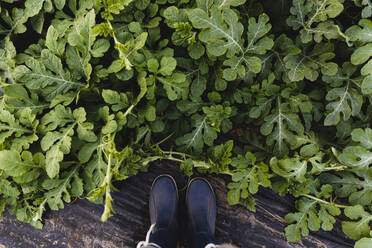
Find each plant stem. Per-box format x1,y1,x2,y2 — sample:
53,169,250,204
107,19,132,69
123,104,135,117
164,156,184,163
302,194,349,208
221,170,234,176
163,151,191,158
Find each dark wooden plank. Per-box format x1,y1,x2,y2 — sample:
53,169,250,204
0,162,354,248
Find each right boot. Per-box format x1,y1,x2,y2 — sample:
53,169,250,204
186,178,217,248
137,174,179,248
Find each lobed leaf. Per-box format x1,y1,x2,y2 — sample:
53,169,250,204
342,205,372,240
228,152,271,205
321,170,372,206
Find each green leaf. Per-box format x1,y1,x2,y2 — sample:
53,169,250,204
187,7,244,57
0,150,43,183
292,133,320,158
214,0,246,9
102,89,129,112
188,43,205,59
40,105,94,178
3,85,47,114
42,165,82,210
85,144,142,222
176,114,217,154
54,0,66,10
346,19,372,43
207,140,234,173
321,170,372,206
362,74,372,95
107,31,148,70
324,83,363,126
351,128,372,149
0,36,17,78
287,0,344,43
46,25,65,56
0,150,37,176
157,73,189,101
338,146,372,170
342,205,372,240
96,0,135,20
355,238,372,248
0,7,28,34
0,107,37,151
20,49,86,101
227,188,240,205
261,98,304,156
84,152,107,187
270,34,301,83
284,42,338,82
228,152,271,205
158,56,177,76
245,14,274,55
346,19,372,95
145,105,156,121
202,105,231,131
360,0,372,18
0,179,20,205
249,97,273,119
98,107,118,134
0,150,21,174
222,14,274,80
351,43,372,65
67,10,109,81
189,70,207,98
270,156,307,183
147,58,159,73
285,184,341,242
300,20,350,44
25,0,45,18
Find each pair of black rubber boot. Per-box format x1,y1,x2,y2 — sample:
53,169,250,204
137,175,217,248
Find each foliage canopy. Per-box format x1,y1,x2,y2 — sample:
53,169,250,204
0,0,372,246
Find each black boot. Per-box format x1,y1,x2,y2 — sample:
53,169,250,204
138,175,179,248
186,178,217,248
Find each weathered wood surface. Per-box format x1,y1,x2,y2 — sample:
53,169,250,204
0,162,354,248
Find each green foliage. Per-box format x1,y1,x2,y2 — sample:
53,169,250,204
0,0,371,246
321,170,372,206
284,42,338,82
287,0,346,43
227,152,271,210
355,237,372,248
284,182,342,242
346,19,372,95
342,205,372,240
354,0,372,18
323,63,364,126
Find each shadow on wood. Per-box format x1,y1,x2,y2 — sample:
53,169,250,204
0,162,354,248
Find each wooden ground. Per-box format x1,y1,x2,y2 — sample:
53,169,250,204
0,162,354,248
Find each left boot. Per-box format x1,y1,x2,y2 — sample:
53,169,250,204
137,174,179,248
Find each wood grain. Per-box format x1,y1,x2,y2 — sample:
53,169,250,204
0,162,354,248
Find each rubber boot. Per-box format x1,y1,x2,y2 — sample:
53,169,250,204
137,175,179,248
186,178,217,248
